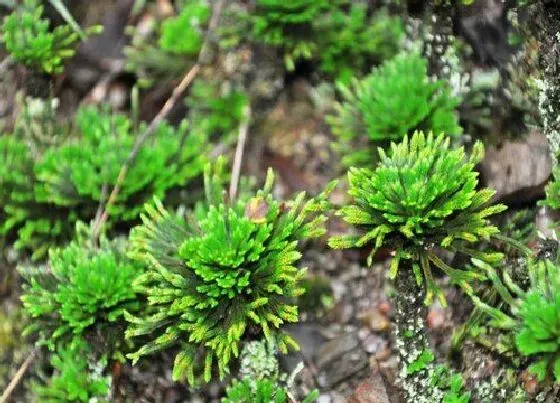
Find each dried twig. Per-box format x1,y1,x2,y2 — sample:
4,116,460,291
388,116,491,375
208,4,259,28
0,347,38,403
91,0,226,240
229,105,251,200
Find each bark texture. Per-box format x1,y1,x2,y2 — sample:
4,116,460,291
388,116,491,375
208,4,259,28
530,1,560,161
394,267,441,402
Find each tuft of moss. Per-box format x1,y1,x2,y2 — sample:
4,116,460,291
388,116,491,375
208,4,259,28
1,0,99,73
250,0,340,70
21,222,143,353
1,105,209,259
125,164,336,384
329,131,506,305
159,1,210,55
316,6,404,82
32,338,110,403
327,53,462,167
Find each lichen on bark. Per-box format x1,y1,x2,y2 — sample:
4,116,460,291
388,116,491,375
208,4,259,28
530,1,560,162
394,262,443,402
423,0,455,80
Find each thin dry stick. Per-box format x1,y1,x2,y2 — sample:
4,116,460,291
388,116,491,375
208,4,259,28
91,0,226,240
229,106,251,200
0,348,38,403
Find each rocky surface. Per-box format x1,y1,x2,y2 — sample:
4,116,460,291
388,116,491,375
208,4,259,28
479,130,552,204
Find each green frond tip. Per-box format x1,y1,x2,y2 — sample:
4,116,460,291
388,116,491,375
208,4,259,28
406,349,435,375
125,164,333,384
327,52,462,167
541,164,560,212
330,131,506,304
315,5,404,82
158,0,210,56
222,378,319,403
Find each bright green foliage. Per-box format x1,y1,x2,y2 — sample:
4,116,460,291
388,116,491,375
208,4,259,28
0,135,33,229
34,106,207,219
329,131,506,305
222,378,319,403
21,222,143,350
432,365,471,403
223,337,319,402
186,79,249,141
316,6,404,82
222,379,288,403
159,1,210,55
124,0,208,87
515,259,560,382
1,0,79,73
0,134,69,259
251,0,339,70
33,339,110,403
125,166,335,384
327,53,462,167
472,256,560,383
406,349,435,375
541,162,560,213
1,106,208,258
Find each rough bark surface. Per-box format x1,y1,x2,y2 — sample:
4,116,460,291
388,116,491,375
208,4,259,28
530,1,560,161
394,268,439,403
423,1,455,79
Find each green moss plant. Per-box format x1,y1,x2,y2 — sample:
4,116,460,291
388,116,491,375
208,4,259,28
20,222,143,354
250,0,340,70
1,105,209,259
329,131,506,400
315,6,404,83
541,155,560,214
327,53,462,167
159,1,210,55
222,378,318,403
1,0,100,74
222,337,319,402
125,163,336,384
186,78,249,143
32,338,110,403
472,256,560,384
124,0,209,87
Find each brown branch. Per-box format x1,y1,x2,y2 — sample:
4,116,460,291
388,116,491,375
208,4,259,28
229,105,251,201
0,347,38,403
91,0,226,240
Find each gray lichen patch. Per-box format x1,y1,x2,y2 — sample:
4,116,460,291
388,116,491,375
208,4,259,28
394,271,444,402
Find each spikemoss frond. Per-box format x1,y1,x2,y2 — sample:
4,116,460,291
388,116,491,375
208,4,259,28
20,222,143,352
329,131,506,305
327,53,462,167
125,165,335,384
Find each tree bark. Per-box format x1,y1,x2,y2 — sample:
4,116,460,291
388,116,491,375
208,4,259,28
424,1,455,80
530,1,560,161
394,264,439,402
